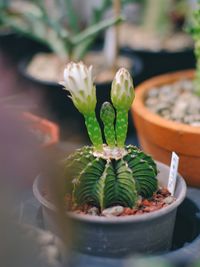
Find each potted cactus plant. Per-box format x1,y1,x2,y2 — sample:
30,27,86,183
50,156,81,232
132,3,200,187
33,62,186,257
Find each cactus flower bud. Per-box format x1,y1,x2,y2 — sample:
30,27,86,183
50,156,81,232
61,62,103,150
61,62,96,115
111,68,134,147
111,68,134,110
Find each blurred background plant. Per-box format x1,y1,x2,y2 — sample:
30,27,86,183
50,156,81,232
189,0,200,96
0,0,123,60
142,0,189,36
119,0,194,52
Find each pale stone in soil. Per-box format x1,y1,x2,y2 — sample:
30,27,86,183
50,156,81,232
102,206,124,217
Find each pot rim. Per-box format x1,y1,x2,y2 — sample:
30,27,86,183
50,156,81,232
131,69,200,135
33,161,186,224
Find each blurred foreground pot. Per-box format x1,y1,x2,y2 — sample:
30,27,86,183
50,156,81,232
33,161,186,257
132,70,200,187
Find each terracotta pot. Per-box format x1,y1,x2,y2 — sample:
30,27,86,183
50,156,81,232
33,161,186,257
23,112,59,148
131,69,200,187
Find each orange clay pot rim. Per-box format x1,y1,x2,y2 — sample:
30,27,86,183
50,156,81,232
33,161,186,224
132,69,200,135
23,112,59,147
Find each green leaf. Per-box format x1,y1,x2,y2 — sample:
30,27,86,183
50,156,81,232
63,0,79,33
71,15,123,45
72,36,95,60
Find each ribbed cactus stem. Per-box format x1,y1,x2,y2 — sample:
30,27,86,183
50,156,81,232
64,145,158,209
84,112,103,150
100,102,116,147
115,109,128,147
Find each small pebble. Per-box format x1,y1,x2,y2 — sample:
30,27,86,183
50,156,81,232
171,101,188,120
154,103,169,113
164,196,174,205
184,114,200,124
136,195,142,206
181,79,193,91
158,94,174,104
160,110,171,117
160,85,171,95
102,206,124,217
142,199,151,206
87,207,99,216
145,97,158,107
147,88,159,98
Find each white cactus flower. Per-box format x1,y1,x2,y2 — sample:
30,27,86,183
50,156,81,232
111,68,134,110
60,62,96,114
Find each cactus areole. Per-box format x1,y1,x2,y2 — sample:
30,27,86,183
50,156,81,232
61,62,158,211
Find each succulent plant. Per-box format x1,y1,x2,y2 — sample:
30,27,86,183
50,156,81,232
61,62,158,210
142,0,189,35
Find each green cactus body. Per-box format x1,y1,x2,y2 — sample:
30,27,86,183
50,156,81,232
100,102,116,147
64,145,158,210
84,112,103,150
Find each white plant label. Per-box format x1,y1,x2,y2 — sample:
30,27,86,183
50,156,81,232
168,152,179,196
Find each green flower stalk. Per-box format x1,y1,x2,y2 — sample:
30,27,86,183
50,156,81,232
111,68,135,147
100,102,116,147
61,62,103,150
